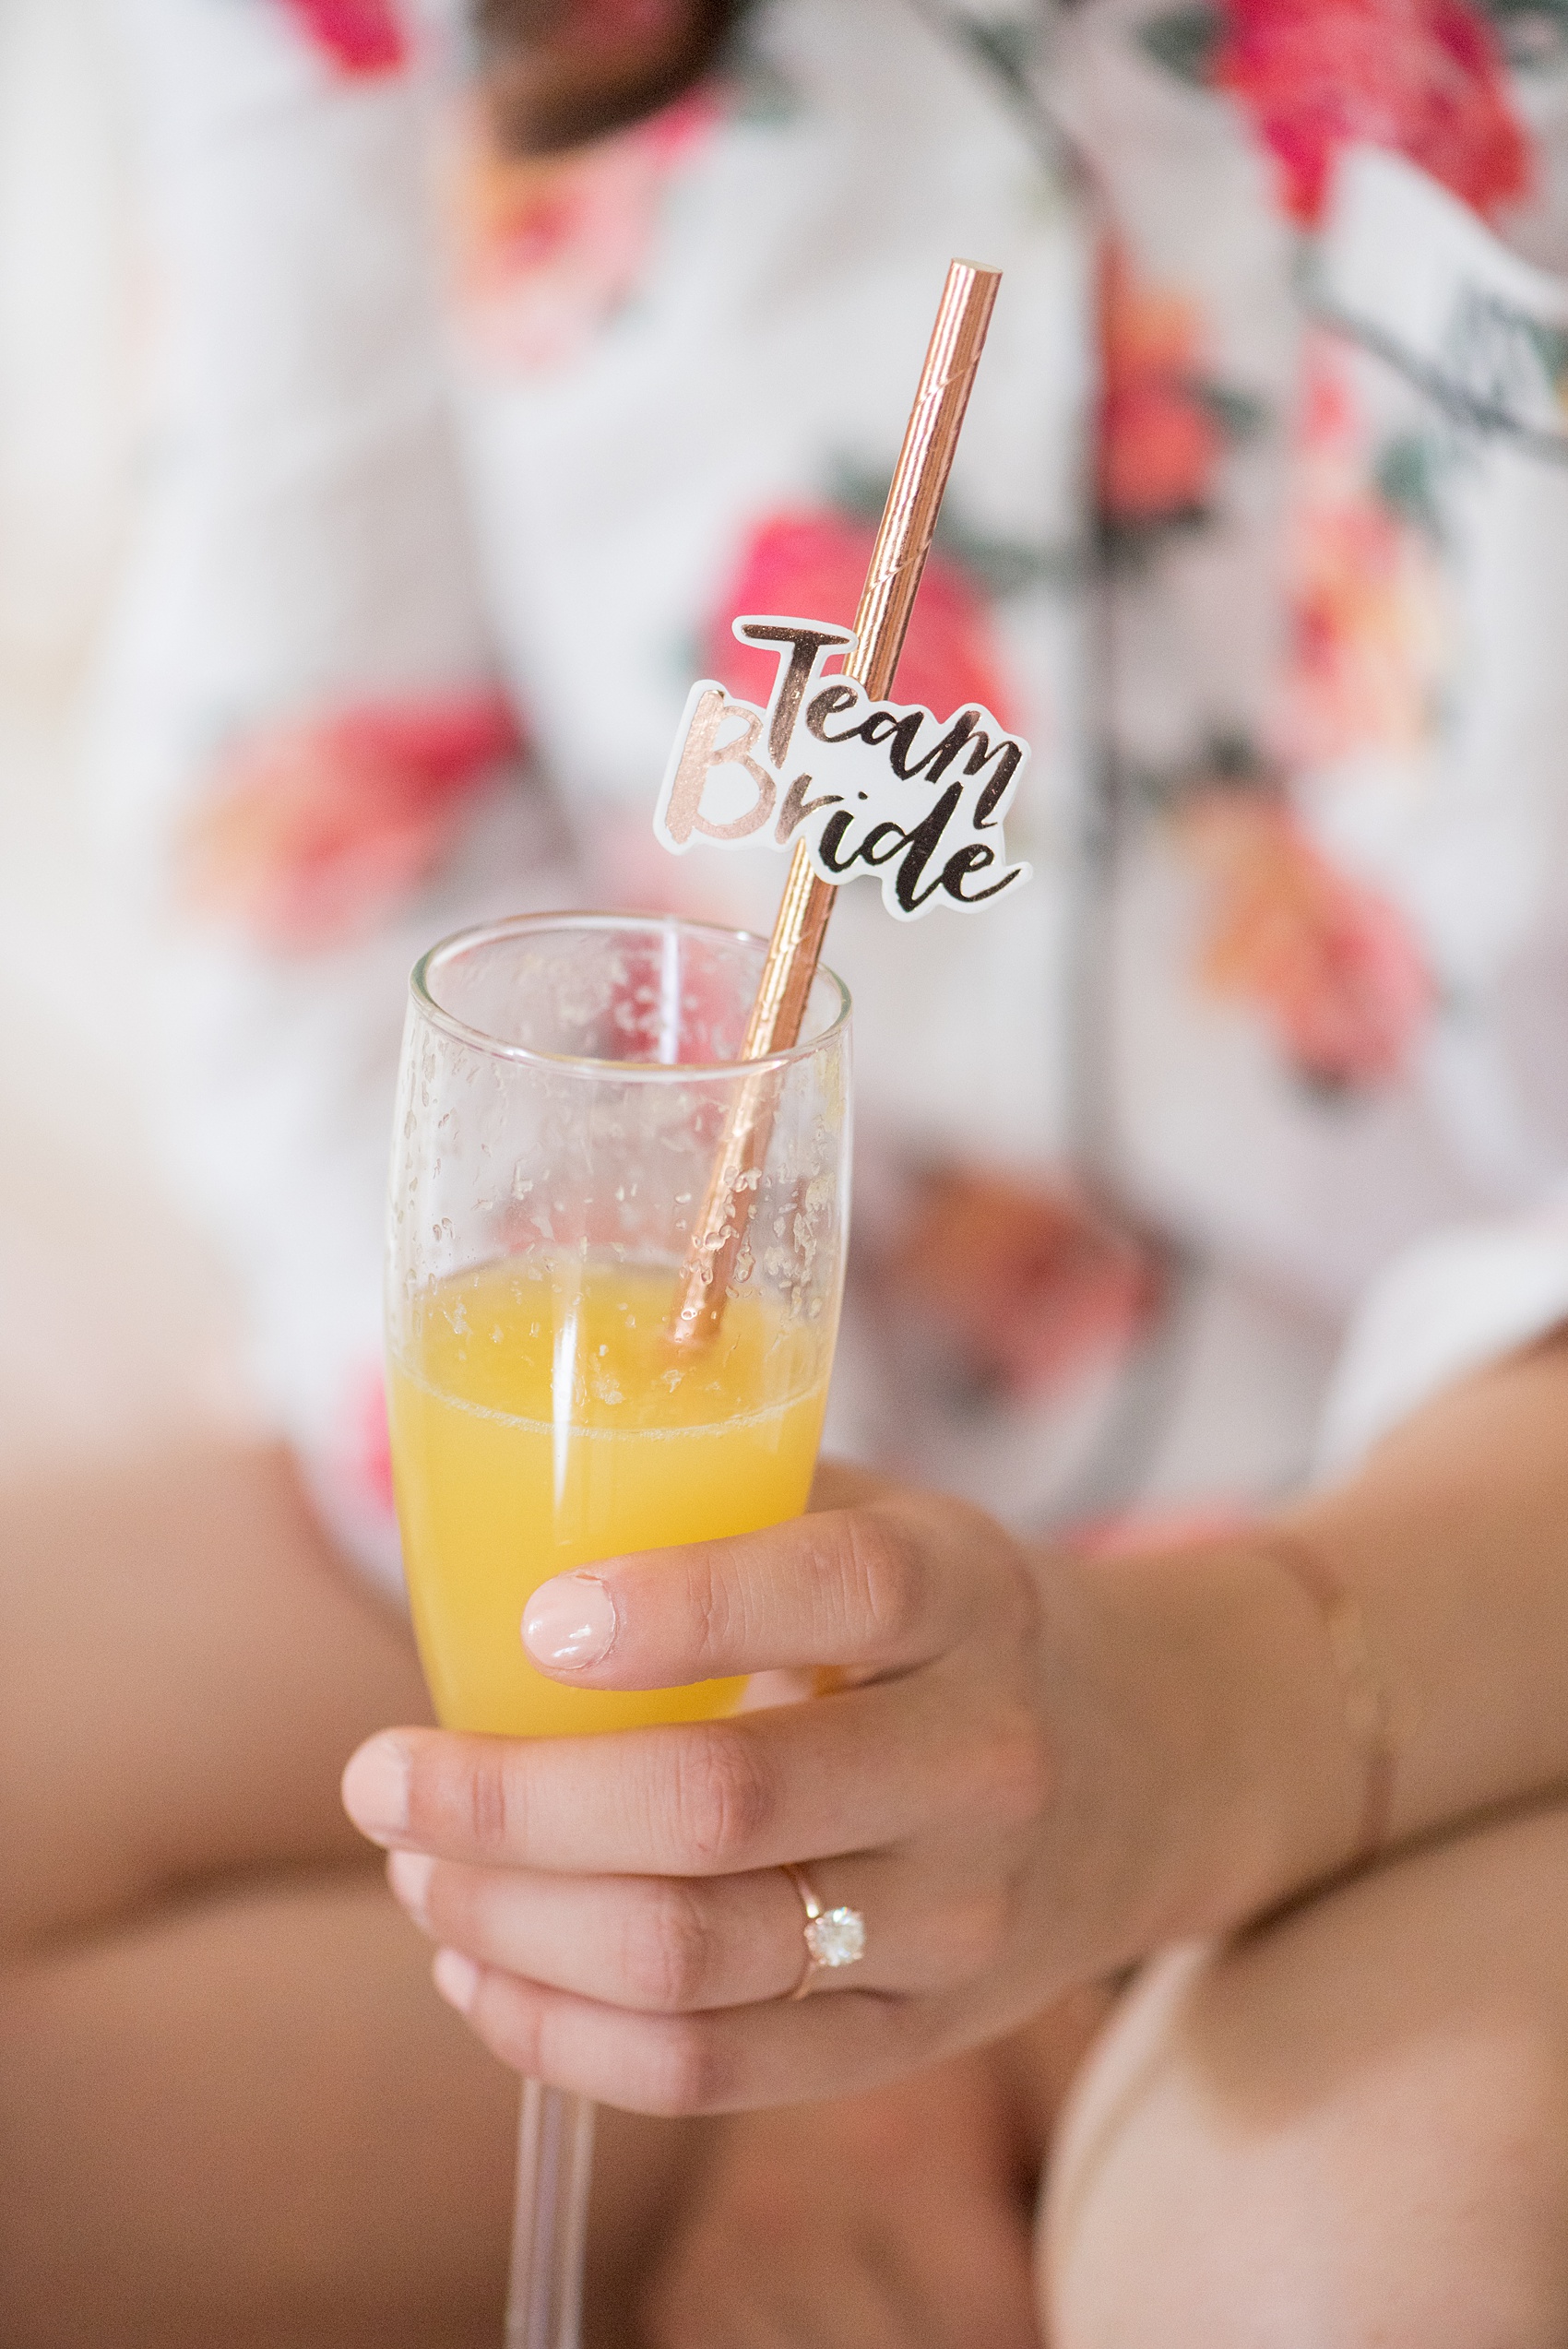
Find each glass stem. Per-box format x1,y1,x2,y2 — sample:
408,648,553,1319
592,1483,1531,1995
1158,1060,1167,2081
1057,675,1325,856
505,2082,597,2349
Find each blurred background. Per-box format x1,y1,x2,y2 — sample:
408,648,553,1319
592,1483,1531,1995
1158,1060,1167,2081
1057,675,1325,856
0,0,239,1475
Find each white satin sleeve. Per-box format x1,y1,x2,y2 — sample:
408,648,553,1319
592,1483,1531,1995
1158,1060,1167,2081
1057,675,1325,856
97,0,493,844
89,0,567,1595
1314,1202,1568,1478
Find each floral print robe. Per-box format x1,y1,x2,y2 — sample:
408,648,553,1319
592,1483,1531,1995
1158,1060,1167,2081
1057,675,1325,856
103,0,1568,1583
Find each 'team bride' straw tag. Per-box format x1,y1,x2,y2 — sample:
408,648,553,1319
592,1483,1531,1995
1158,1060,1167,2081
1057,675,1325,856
655,614,1031,919
666,258,1005,1346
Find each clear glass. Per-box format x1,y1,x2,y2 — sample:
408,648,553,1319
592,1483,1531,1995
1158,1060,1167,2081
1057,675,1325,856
385,913,851,2346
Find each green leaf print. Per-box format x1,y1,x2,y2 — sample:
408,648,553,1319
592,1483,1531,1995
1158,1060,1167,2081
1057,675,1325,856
1373,434,1448,543
1478,0,1568,69
1138,5,1224,86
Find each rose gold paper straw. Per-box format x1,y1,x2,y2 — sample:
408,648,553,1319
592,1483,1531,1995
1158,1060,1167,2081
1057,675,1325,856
669,257,1002,1346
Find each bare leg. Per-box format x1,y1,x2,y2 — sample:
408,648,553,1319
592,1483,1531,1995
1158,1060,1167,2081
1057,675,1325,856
1044,1800,1568,2347
638,1987,1113,2349
0,1869,515,2349
0,1444,699,2347
0,1442,431,1952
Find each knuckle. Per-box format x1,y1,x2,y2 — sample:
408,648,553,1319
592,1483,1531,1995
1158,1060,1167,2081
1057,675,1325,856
839,1507,928,1653
463,1746,515,1856
621,1880,714,2011
669,1726,776,1869
425,1865,502,1959
939,1496,1038,1631
973,1710,1053,1828
471,1974,542,2078
638,2018,730,2117
690,1551,742,1671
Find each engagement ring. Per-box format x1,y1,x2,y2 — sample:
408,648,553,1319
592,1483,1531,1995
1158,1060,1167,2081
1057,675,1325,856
781,1862,866,1999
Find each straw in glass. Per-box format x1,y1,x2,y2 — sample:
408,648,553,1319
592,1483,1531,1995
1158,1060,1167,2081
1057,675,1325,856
505,2080,596,2349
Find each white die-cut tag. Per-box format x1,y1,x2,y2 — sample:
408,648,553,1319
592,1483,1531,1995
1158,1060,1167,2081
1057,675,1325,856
655,615,1032,921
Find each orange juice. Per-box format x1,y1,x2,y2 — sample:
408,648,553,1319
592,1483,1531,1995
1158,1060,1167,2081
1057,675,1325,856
388,1258,829,1735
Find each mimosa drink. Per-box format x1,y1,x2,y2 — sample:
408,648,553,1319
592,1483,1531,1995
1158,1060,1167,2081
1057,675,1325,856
390,1257,831,1736
386,913,849,2349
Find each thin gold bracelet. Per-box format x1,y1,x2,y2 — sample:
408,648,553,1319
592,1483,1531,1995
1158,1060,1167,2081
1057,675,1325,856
1241,1528,1403,1870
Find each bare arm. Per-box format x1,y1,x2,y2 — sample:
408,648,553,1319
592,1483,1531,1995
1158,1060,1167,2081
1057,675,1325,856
342,1333,1568,2113
1276,1329,1568,1872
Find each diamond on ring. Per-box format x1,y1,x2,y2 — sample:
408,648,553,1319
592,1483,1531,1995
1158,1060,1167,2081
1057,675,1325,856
781,1862,867,1998
804,1905,866,1969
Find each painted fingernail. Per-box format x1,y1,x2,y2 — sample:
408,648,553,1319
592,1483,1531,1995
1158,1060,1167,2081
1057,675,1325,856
433,1947,480,2015
522,1572,617,1671
341,1737,411,1841
387,1849,434,1925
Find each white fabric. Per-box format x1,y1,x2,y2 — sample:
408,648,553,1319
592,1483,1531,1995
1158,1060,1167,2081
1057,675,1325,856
94,0,1568,1574
1319,1204,1568,1476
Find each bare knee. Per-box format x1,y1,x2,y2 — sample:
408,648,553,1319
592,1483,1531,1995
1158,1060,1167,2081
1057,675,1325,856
0,1442,425,1957
1042,1803,1568,2349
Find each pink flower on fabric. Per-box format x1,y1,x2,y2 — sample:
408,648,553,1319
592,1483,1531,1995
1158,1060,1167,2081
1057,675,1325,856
873,1168,1162,1406
1216,0,1529,225
181,691,522,950
1184,791,1432,1087
703,510,1016,728
1279,345,1452,765
1069,1502,1253,1558
1098,241,1225,527
341,1363,397,1521
448,90,719,370
277,0,408,76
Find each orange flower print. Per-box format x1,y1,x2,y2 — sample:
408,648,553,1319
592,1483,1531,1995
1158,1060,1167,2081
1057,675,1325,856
872,1167,1161,1406
1279,344,1453,765
339,1362,396,1523
1068,1501,1253,1559
277,0,408,76
447,89,719,371
1184,791,1431,1087
1216,0,1529,226
181,691,521,951
703,510,1015,726
1098,242,1226,529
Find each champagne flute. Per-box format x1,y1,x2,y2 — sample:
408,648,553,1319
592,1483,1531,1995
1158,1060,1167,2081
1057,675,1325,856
386,909,851,2348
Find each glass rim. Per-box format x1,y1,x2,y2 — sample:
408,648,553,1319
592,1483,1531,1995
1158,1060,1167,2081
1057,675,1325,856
409,908,852,1078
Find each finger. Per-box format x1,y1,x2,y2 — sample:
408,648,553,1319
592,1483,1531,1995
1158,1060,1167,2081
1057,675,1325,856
344,1670,1045,1876
390,1852,811,2007
518,1491,1024,1689
386,1842,1012,2009
424,1948,941,2116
